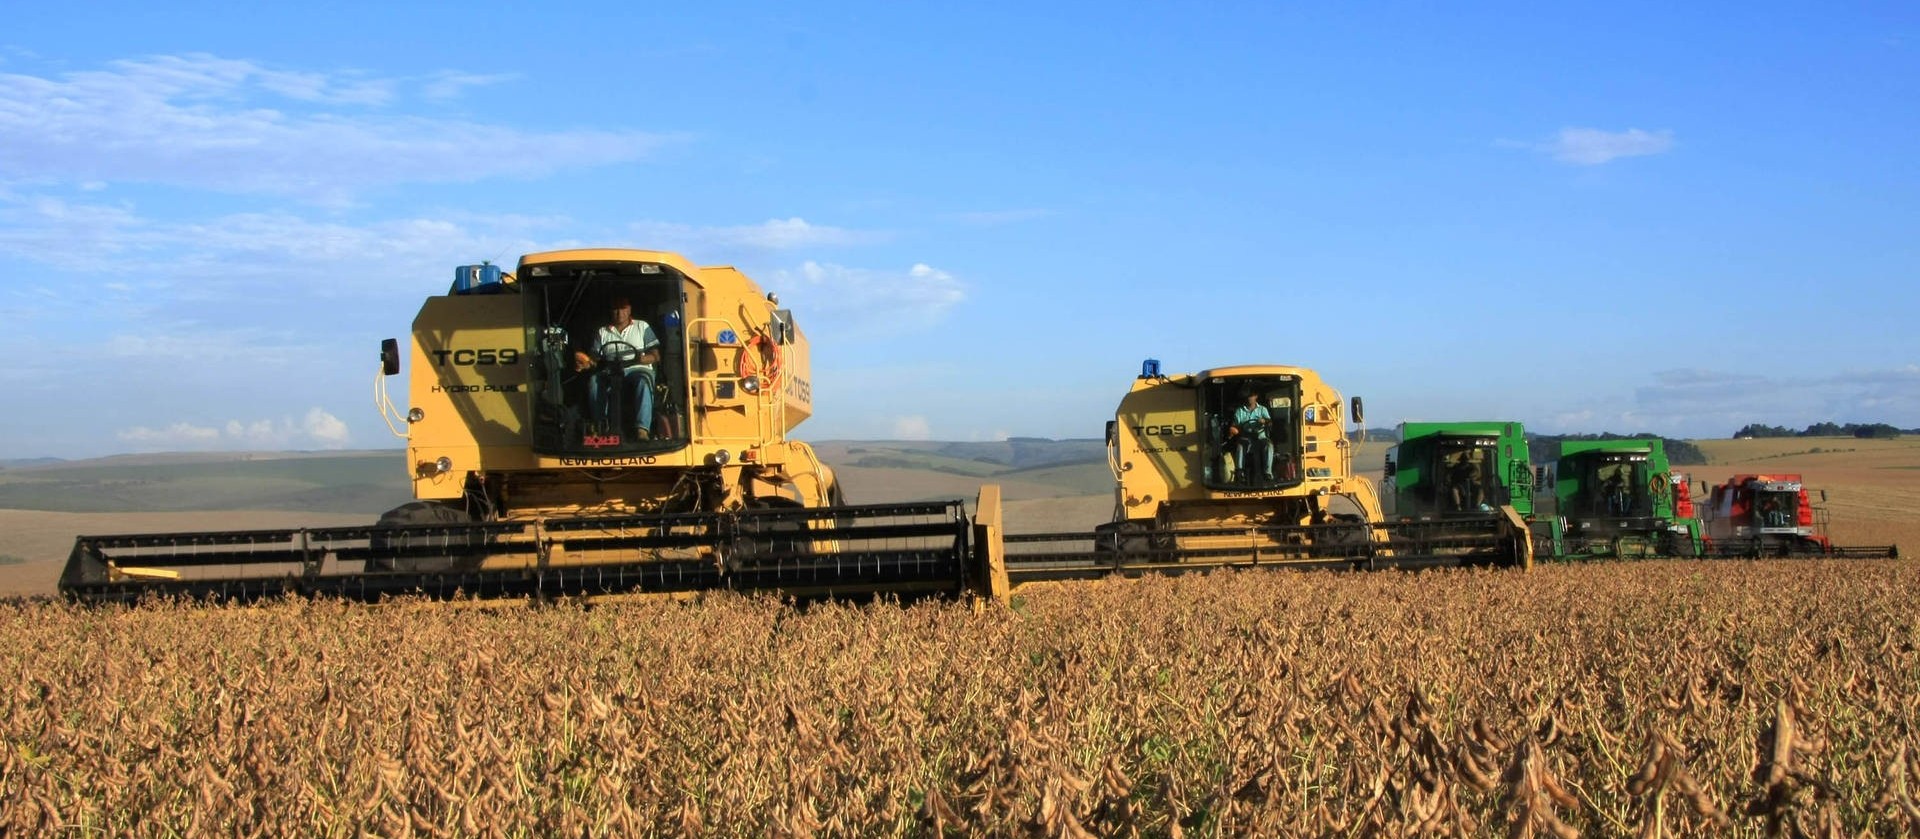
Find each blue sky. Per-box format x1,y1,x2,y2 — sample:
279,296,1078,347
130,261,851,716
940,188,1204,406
2,2,1915,458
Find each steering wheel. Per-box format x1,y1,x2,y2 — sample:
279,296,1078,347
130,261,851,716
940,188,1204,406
593,340,641,373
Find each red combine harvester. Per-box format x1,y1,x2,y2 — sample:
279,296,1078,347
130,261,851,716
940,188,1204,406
1700,474,1898,558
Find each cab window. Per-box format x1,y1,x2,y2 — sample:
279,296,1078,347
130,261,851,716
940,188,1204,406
1200,376,1302,490
524,262,687,455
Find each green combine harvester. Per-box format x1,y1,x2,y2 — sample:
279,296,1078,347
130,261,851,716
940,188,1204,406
1383,421,1562,557
1385,424,1717,560
1548,438,1704,559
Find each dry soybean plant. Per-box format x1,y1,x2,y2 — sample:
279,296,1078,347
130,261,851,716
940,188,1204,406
2,560,1916,837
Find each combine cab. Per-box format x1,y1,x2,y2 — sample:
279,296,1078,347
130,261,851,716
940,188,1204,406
62,249,985,604
1700,474,1898,558
987,361,1532,593
1384,421,1563,557
1548,439,1703,558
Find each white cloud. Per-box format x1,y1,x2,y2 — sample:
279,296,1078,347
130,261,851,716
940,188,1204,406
892,415,932,440
0,54,670,201
626,217,884,252
116,422,222,446
304,408,351,446
116,407,352,451
224,420,280,445
1539,127,1675,166
0,197,147,268
767,261,966,335
419,70,519,100
1533,366,1920,438
0,192,558,295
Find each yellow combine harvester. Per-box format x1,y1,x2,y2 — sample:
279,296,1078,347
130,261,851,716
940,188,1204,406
62,249,981,603
977,361,1533,595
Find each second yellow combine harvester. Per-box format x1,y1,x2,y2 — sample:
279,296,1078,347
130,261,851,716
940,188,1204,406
977,360,1533,596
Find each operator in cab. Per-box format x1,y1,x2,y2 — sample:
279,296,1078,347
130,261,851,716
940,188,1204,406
1446,454,1483,511
1601,469,1630,516
574,297,662,440
1229,391,1272,484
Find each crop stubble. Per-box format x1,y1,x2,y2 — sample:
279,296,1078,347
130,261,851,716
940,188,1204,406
2,560,1917,837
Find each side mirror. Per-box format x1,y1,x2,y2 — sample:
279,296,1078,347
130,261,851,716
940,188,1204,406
380,338,401,376
771,309,797,345
1820,489,1828,503
1105,420,1117,445
1350,396,1364,425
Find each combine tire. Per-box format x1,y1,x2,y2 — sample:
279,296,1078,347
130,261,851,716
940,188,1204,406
1319,515,1375,565
737,499,813,561
369,501,484,573
1095,520,1175,563
1531,532,1560,559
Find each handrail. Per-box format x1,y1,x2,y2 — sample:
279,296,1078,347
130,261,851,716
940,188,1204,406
684,316,783,447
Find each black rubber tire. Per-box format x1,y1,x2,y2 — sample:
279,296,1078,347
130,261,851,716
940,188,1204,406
1096,520,1173,563
736,499,812,561
369,501,481,572
1318,514,1374,563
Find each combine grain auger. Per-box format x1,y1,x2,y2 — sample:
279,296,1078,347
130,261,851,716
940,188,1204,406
61,249,987,605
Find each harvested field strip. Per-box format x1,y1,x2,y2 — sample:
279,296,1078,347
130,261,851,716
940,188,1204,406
2,560,1916,836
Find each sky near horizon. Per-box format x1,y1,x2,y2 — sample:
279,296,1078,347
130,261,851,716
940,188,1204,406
2,2,1916,459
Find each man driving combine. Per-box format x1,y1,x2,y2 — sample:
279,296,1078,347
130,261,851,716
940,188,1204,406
1229,391,1272,483
1446,454,1483,511
1601,469,1630,516
574,297,661,440
1760,496,1789,528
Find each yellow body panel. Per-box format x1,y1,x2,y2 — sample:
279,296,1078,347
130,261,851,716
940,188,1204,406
1107,364,1384,532
399,248,834,516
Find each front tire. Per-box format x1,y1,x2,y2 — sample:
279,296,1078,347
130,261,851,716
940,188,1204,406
369,501,482,573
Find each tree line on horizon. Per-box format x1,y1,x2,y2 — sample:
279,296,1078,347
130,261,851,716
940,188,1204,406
1732,422,1910,440
1525,433,1707,466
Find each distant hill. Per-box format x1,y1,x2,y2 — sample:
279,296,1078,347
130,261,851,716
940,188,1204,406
804,439,1113,503
0,442,1114,514
0,458,65,469
814,438,1105,474
0,452,410,514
